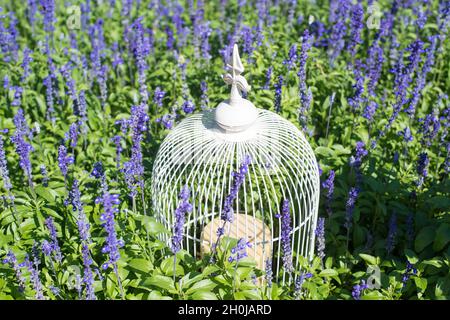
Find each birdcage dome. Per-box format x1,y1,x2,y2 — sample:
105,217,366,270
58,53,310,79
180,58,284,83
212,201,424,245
151,45,320,284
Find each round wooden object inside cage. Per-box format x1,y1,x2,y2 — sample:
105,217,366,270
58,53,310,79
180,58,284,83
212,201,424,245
200,213,272,270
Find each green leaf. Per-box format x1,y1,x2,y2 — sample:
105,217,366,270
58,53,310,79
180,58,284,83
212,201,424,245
142,275,177,294
128,258,153,273
241,289,262,300
359,254,378,266
414,277,427,292
160,256,184,276
319,269,339,277
433,224,450,252
404,249,419,265
415,226,436,252
185,279,216,295
191,290,218,300
142,217,169,235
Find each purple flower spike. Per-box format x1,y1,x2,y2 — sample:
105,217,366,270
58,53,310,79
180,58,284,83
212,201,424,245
171,185,193,254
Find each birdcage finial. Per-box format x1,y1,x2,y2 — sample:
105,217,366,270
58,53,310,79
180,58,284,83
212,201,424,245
223,44,251,106
215,44,258,132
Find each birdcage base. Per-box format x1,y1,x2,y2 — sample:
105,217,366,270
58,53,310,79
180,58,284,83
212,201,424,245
200,213,272,271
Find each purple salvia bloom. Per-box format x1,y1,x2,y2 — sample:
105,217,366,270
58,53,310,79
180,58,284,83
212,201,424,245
402,261,417,285
200,81,209,110
294,271,313,299
263,66,272,90
11,109,33,184
123,104,148,199
3,75,9,90
274,75,283,114
2,250,26,292
156,113,176,130
362,100,378,122
416,152,429,187
328,0,351,65
57,145,74,181
182,100,195,114
228,238,251,263
91,161,104,179
39,0,56,34
240,25,255,63
65,122,79,149
21,47,33,81
199,22,212,60
283,44,298,71
111,42,123,68
40,164,49,187
10,86,23,107
111,135,123,168
60,63,79,115
352,280,368,300
418,109,440,147
153,87,166,108
322,170,335,216
71,180,96,300
129,17,151,106
265,258,273,288
349,3,364,58
78,90,88,139
366,37,384,96
43,75,55,123
298,29,313,131
345,187,359,230
348,60,365,111
349,141,368,170
276,199,293,273
221,155,252,223
386,213,397,255
23,255,44,300
171,185,193,254
45,217,63,263
0,133,13,201
27,0,39,30
398,126,414,143
96,177,124,271
315,217,326,259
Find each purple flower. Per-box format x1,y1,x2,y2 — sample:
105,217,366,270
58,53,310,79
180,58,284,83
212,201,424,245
328,0,351,65
40,164,49,187
21,47,33,81
57,145,74,181
398,127,414,143
111,135,123,168
11,109,33,184
348,60,365,111
10,86,23,107
366,38,384,96
418,109,440,147
386,213,397,255
96,177,124,271
65,122,79,149
22,255,44,300
171,185,193,254
240,25,255,63
294,271,313,298
3,250,26,292
39,0,56,34
200,81,209,110
221,155,252,223
352,279,368,300
123,104,148,199
27,0,39,30
277,199,293,273
111,42,123,68
60,63,79,115
182,100,195,114
402,261,417,285
345,187,359,230
315,217,326,259
153,87,166,108
263,66,272,90
349,3,364,58
228,238,251,263
416,152,429,187
156,113,176,130
362,100,378,122
283,44,298,71
298,29,313,131
349,141,368,170
91,161,104,179
274,75,283,114
0,133,13,199
322,170,335,216
44,217,63,263
265,258,273,288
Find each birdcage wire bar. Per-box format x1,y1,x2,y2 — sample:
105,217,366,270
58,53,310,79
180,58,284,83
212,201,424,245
151,109,320,285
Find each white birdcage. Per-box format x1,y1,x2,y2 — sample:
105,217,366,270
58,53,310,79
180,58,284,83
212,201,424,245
151,45,320,284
